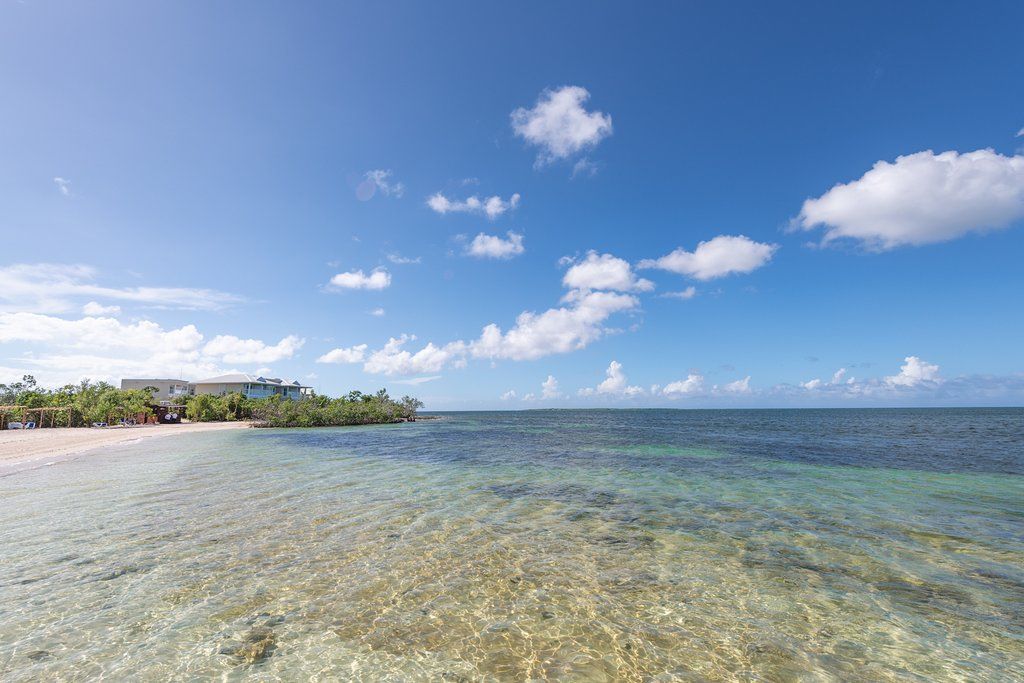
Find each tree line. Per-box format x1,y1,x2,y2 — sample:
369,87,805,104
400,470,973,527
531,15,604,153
0,376,424,428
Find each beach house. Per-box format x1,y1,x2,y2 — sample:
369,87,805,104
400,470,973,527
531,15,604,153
121,375,312,402
120,378,193,404
190,374,312,400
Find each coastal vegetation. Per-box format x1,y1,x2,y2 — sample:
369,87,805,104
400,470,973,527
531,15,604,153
0,376,153,428
190,389,424,427
0,375,423,429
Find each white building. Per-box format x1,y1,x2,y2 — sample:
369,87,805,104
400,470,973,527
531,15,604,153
190,374,313,400
121,375,312,402
120,378,192,404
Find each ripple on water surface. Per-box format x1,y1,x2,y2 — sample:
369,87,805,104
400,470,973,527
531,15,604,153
0,409,1022,681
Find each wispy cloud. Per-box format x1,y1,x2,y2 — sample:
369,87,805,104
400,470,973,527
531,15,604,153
392,375,443,385
386,253,421,265
356,169,405,200
0,263,243,314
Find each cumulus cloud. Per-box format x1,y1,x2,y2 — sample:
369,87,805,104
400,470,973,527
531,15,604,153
580,360,643,397
328,268,392,290
723,376,751,394
802,367,855,391
885,356,941,387
427,192,521,219
0,263,243,314
640,235,778,281
500,389,517,400
662,374,704,397
353,256,641,376
202,334,305,364
369,308,386,317
562,251,654,292
316,344,368,364
511,86,613,165
541,375,561,399
466,232,525,259
362,335,467,376
471,290,638,362
795,149,1024,249
0,312,301,385
357,169,405,200
82,301,120,316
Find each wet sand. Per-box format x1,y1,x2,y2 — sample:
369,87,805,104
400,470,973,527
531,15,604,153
0,422,249,469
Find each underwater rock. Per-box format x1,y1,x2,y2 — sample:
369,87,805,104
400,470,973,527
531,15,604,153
221,625,276,665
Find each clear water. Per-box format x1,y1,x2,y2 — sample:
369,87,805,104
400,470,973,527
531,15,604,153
1,409,1022,681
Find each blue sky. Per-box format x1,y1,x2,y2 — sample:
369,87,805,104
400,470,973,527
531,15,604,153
2,1,1023,408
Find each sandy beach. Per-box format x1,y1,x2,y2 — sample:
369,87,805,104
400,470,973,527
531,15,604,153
0,422,249,469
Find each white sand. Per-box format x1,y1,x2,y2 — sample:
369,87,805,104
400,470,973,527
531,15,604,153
0,422,249,469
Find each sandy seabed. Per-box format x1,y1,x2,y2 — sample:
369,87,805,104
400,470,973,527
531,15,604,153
0,422,249,469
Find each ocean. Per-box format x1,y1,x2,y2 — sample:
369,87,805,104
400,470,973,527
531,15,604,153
1,409,1022,680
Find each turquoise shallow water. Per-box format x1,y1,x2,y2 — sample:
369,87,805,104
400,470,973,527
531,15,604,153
0,409,1022,681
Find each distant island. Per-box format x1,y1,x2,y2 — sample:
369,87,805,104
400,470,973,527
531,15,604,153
0,375,423,430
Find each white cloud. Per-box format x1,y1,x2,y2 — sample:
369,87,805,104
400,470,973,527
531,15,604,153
53,177,71,196
471,290,638,362
0,312,300,385
466,232,525,259
362,334,467,376
0,263,243,314
662,374,704,397
427,192,521,219
723,376,751,394
562,251,654,292
580,360,644,397
82,301,120,316
541,374,561,399
386,253,421,265
571,158,598,178
369,308,386,317
661,287,697,300
392,375,442,386
885,356,941,387
1017,128,1024,138
796,149,1024,249
202,334,304,364
500,389,517,400
802,367,854,391
328,268,392,290
640,235,778,281
353,260,640,376
316,344,368,364
357,169,405,200
511,86,613,165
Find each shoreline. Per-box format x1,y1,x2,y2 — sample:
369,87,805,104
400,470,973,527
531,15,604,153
0,422,250,471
